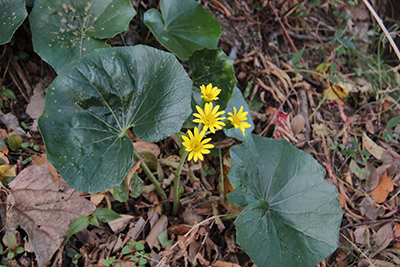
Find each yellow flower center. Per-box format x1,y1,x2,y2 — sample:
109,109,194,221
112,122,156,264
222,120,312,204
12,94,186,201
191,142,201,152
231,116,240,126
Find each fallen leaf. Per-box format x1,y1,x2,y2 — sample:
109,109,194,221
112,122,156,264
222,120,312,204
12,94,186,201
108,214,135,233
323,81,352,104
371,172,394,203
375,222,393,247
1,164,96,267
90,193,105,206
359,197,384,220
394,224,400,239
354,226,369,245
0,165,13,181
338,193,346,208
211,260,240,267
362,164,380,192
26,80,46,131
133,140,161,157
0,113,27,137
362,132,385,160
358,259,396,267
146,215,168,248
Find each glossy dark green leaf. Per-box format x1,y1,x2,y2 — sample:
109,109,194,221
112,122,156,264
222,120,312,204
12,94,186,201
190,48,236,110
0,0,27,45
143,0,221,60
227,135,342,267
38,46,192,193
184,48,237,128
66,215,89,242
29,0,136,73
92,208,121,222
223,86,254,141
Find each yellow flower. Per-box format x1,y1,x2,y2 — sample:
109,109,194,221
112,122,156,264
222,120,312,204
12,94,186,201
193,102,226,133
227,106,252,136
182,127,214,162
200,83,221,102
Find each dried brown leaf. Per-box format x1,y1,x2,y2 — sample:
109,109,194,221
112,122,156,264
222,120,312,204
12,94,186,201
211,260,240,267
362,132,386,160
375,222,394,247
108,214,135,233
363,164,380,192
26,80,46,131
146,215,168,248
371,172,394,203
359,197,384,220
2,164,96,267
133,140,160,157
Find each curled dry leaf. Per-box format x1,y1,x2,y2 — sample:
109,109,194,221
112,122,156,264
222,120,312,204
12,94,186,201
371,172,394,203
0,164,96,267
362,132,386,160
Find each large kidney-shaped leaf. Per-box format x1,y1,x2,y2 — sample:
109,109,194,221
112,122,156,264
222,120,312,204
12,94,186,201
227,135,342,267
143,0,221,60
29,0,136,73
38,45,192,194
0,0,27,45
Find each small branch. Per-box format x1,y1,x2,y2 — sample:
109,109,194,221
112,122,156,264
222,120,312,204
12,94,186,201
134,151,170,212
362,0,400,61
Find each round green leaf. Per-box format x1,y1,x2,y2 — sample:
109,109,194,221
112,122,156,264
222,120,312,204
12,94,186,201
143,0,221,60
223,86,254,141
29,0,136,73
0,0,27,45
38,46,192,193
184,48,236,128
227,135,342,267
190,48,236,110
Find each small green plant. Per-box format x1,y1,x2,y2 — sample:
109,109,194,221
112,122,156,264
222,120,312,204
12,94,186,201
202,164,215,177
102,256,117,267
0,86,16,110
121,239,148,267
21,142,40,152
1,231,25,266
66,208,122,242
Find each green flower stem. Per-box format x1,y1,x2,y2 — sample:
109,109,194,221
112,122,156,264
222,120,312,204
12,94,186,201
172,150,189,216
133,151,170,212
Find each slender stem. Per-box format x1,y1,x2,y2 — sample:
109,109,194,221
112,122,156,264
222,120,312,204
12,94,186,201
133,151,170,212
172,150,189,216
362,0,400,61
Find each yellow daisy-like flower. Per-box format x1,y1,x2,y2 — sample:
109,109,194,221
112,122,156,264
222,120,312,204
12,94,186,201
200,83,221,102
227,106,252,136
182,127,214,162
193,102,226,133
